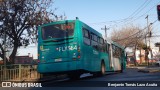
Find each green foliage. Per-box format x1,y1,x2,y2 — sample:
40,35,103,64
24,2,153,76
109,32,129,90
0,0,57,63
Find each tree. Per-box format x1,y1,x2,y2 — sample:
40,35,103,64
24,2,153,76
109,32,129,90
111,25,147,65
111,25,145,49
0,0,59,64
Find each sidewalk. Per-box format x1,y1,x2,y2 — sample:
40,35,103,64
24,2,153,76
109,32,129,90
138,67,160,73
128,65,160,73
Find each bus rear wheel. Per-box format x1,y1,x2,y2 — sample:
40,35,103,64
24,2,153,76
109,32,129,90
92,61,106,77
120,64,123,73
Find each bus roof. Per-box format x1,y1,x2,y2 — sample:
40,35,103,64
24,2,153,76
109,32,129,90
39,19,103,38
112,41,125,49
106,38,125,49
79,20,103,38
39,19,124,49
39,20,76,27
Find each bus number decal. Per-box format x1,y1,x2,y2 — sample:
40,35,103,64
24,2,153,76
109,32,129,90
57,45,77,52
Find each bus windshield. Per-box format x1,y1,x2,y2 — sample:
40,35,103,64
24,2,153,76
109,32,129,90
42,23,74,40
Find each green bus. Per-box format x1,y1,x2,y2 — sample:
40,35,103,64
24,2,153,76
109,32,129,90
37,19,126,79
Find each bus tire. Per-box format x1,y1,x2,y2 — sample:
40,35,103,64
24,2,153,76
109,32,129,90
92,61,106,77
120,64,123,73
101,61,106,75
120,69,123,73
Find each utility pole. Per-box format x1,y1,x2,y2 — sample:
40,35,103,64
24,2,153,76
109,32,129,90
149,23,153,60
101,25,109,40
145,15,150,67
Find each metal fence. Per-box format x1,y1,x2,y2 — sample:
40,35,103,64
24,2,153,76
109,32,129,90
0,64,41,81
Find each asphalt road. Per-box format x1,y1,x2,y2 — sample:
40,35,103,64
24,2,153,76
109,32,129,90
1,67,160,90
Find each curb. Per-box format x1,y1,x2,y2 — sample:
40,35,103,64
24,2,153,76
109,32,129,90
138,69,160,73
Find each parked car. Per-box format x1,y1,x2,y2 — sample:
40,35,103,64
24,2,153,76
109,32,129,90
155,59,160,66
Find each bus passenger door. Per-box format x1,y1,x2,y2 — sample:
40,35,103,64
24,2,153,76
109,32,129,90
108,44,113,70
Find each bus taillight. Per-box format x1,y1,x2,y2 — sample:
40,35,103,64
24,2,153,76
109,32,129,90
72,55,80,60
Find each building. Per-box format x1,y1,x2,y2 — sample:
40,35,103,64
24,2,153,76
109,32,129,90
17,45,37,60
126,52,134,64
127,49,146,64
14,56,33,64
0,60,3,65
135,49,146,64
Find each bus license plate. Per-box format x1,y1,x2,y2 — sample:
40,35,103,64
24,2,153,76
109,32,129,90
55,58,62,62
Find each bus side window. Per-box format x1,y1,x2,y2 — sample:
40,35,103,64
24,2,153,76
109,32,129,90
83,28,90,45
106,43,109,53
100,38,104,44
115,46,119,58
90,33,99,50
100,38,105,52
113,46,121,58
97,37,100,51
112,45,116,57
93,34,98,42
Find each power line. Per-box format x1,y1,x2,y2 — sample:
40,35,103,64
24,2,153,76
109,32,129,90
114,19,157,42
89,0,151,25
128,1,160,23
129,0,153,19
115,0,159,27
88,0,160,31
150,35,160,37
127,0,149,19
113,27,146,42
88,18,132,25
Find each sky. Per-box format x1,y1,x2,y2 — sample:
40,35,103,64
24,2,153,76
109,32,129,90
54,0,160,39
6,0,160,59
